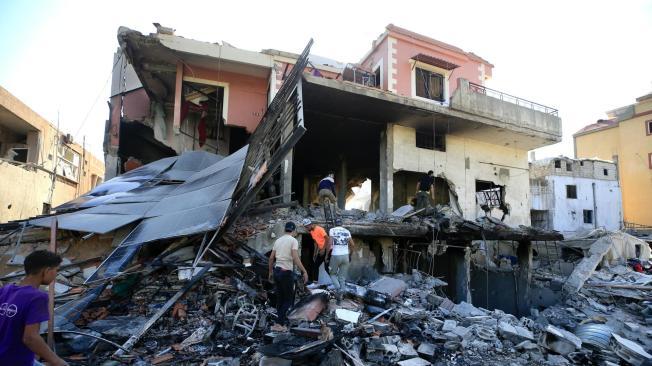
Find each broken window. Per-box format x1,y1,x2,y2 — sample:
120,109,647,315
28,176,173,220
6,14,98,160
415,130,445,151
57,144,80,181
566,185,577,199
475,180,509,220
415,67,444,102
583,209,593,224
554,160,561,169
566,162,572,171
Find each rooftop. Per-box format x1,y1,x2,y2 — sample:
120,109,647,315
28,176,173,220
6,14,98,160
573,118,618,136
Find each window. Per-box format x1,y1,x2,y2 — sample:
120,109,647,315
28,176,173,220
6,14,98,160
580,161,584,166
554,160,561,168
603,168,608,176
647,120,652,135
566,162,572,171
374,66,381,88
416,130,446,152
566,185,577,199
583,210,593,224
415,67,445,102
649,153,652,170
57,145,80,181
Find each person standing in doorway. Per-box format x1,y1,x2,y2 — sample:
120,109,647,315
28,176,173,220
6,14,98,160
268,222,309,332
415,170,435,210
326,218,355,301
302,219,329,281
0,250,67,366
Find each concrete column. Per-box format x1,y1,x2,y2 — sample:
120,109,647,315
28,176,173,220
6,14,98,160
303,176,310,206
449,244,471,303
516,240,532,316
282,150,293,203
26,131,40,164
379,124,394,213
338,156,347,209
171,61,183,144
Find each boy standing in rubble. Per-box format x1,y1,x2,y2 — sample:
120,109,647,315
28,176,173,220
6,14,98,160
326,218,355,301
0,250,67,366
268,221,309,332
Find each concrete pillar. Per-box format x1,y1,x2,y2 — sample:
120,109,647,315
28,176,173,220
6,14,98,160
379,124,394,213
516,240,532,316
282,150,293,203
302,176,310,206
26,131,40,164
449,244,471,303
171,61,183,144
338,156,347,209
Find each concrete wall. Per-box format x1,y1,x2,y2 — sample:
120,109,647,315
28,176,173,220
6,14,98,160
0,162,78,222
451,79,561,139
531,175,622,235
390,124,531,226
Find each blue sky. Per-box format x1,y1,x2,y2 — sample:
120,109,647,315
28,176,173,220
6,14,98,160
1,0,651,160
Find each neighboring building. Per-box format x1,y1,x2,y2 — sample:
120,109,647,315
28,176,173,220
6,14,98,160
530,157,622,235
0,87,104,222
106,24,562,226
574,92,652,227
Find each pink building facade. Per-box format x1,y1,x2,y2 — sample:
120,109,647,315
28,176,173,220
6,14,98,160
359,24,493,104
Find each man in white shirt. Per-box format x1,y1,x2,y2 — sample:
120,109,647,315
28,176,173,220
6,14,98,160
268,221,308,331
326,219,355,300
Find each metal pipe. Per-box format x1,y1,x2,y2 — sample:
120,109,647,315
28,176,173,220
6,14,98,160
50,330,135,355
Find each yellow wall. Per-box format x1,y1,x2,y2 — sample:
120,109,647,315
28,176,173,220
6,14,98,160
575,98,652,226
0,86,104,222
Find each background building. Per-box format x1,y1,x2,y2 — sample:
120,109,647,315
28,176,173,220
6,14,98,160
0,86,104,222
574,92,652,227
530,157,622,235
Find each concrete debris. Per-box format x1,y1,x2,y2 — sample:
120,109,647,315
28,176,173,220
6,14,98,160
611,333,652,366
539,325,582,355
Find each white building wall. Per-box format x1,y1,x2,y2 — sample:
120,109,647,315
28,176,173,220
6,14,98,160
549,176,622,235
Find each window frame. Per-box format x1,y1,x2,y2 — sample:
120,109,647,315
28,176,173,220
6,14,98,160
415,130,446,152
56,144,80,182
554,160,561,169
566,185,577,199
410,60,451,105
646,119,652,136
583,209,593,224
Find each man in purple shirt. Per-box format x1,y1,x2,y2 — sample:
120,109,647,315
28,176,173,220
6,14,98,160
0,250,67,366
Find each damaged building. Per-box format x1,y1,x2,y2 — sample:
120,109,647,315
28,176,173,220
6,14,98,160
530,156,622,235
0,86,104,223
2,23,650,366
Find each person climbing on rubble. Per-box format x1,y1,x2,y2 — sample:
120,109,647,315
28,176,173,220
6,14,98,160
326,218,355,302
0,250,68,366
415,170,436,210
302,218,329,280
268,221,309,332
317,172,337,210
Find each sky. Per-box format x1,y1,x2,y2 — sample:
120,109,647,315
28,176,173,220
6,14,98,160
0,0,651,161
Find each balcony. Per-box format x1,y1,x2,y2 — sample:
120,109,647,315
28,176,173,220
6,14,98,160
451,79,562,145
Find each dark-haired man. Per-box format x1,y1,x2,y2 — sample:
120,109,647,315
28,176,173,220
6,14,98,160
0,250,67,366
268,222,309,332
415,170,435,210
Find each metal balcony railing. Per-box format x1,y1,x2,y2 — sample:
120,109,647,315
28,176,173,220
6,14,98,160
468,82,558,116
342,64,379,88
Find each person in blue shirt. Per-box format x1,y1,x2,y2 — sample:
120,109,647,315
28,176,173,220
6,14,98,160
317,173,337,208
